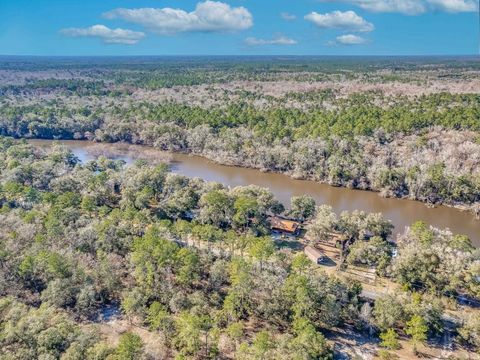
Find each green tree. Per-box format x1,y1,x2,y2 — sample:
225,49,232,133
146,302,174,340
288,317,332,359
449,234,473,251
81,195,96,214
109,333,144,360
307,205,337,242
131,226,179,296
373,296,404,331
248,237,275,270
410,221,434,245
458,314,480,351
289,195,316,222
226,322,244,354
121,289,144,325
199,189,233,228
252,331,274,360
87,342,113,360
347,236,392,274
191,223,223,253
405,315,428,353
291,253,311,275
174,312,204,357
223,259,253,321
380,328,401,350
233,195,260,231
176,248,200,287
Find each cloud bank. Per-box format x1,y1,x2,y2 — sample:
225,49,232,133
427,0,478,13
305,10,374,32
103,1,253,35
336,34,368,44
60,25,145,45
320,0,477,15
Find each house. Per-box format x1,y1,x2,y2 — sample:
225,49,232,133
269,216,300,235
304,246,325,264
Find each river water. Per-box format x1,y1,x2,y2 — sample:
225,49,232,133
28,139,480,245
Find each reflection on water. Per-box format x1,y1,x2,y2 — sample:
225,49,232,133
28,139,480,246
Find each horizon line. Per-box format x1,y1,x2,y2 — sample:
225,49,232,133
1,54,479,58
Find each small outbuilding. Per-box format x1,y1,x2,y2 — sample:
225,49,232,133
304,246,325,264
269,217,300,235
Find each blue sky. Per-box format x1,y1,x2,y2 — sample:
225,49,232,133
0,0,478,55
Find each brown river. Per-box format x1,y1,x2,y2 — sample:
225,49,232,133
29,139,480,246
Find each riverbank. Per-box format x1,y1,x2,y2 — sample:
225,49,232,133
186,146,480,217
27,138,480,246
26,136,480,216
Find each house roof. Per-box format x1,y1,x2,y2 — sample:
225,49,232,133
269,217,299,233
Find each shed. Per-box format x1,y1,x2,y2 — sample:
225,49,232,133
304,246,325,264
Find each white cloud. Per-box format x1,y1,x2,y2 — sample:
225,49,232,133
321,0,426,15
244,36,298,46
103,1,253,35
427,0,477,13
281,12,297,21
336,34,368,44
60,25,145,45
320,0,477,15
305,10,374,32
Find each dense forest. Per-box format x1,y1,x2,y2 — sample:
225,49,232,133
1,57,480,214
0,138,479,359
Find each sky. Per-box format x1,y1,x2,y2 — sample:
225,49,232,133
0,0,478,56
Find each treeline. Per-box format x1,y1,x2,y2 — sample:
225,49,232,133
0,138,478,358
2,56,479,74
2,57,480,92
3,92,480,139
0,79,116,97
114,93,480,137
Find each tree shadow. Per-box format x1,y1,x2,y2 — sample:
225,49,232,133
274,238,304,251
414,350,436,359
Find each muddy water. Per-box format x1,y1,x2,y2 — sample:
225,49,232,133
29,139,480,245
